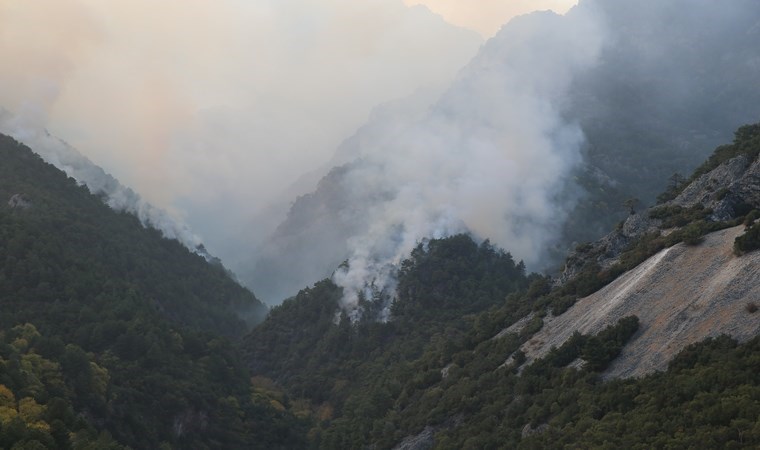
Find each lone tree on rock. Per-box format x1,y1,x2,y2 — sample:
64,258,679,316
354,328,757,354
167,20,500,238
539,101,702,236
623,197,641,215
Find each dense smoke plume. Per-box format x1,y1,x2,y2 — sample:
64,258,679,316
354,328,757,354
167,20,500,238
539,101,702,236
328,6,606,315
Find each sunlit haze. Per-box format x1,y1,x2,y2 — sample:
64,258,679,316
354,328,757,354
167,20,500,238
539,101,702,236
404,0,579,37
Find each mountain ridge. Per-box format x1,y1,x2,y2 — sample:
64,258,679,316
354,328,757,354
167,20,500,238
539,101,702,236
241,0,760,303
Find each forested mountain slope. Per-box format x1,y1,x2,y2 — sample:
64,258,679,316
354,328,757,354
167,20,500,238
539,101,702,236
0,134,304,448
243,123,760,449
0,134,267,337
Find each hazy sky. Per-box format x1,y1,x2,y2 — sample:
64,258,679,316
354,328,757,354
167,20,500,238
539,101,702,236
406,0,578,37
0,0,579,265
1,1,477,207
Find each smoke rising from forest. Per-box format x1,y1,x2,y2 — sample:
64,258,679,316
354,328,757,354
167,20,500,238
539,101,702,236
0,0,482,266
328,6,607,315
4,0,757,313
247,0,760,307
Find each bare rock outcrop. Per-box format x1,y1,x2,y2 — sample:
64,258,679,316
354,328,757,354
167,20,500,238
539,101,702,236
674,155,760,220
8,193,31,209
558,154,760,285
558,212,661,284
393,426,435,450
521,225,760,379
392,415,464,450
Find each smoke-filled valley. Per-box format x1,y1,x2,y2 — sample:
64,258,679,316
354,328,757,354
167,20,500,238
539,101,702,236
246,0,760,306
4,1,760,308
2,0,760,448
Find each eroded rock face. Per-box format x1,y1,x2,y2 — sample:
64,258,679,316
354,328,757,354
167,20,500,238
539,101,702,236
391,415,464,450
392,426,435,450
558,154,760,285
674,155,750,209
735,158,760,207
7,193,31,209
523,225,760,379
673,155,760,220
558,212,661,285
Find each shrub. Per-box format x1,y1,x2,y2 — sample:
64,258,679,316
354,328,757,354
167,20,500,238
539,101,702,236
681,222,705,246
744,209,760,226
734,222,760,255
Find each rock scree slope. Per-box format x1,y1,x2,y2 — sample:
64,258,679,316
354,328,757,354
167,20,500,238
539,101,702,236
521,225,760,379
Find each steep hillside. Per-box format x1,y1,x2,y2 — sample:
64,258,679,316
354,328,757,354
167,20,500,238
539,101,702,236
0,134,304,448
0,109,206,255
243,123,760,449
516,123,760,377
243,236,533,446
0,134,267,336
522,225,760,379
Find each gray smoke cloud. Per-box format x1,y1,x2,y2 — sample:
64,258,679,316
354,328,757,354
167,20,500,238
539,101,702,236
323,5,608,315
0,0,483,277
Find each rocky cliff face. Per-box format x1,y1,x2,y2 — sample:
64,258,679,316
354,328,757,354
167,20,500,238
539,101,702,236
559,153,760,284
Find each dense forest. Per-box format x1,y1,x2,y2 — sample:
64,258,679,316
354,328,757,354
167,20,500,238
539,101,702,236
0,134,304,448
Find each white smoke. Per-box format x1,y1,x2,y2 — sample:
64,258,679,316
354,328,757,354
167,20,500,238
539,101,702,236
331,5,607,316
0,108,205,255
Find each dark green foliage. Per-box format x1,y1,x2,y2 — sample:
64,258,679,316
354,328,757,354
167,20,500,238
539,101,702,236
0,135,267,337
366,325,760,449
623,197,640,215
743,209,760,226
524,317,638,375
0,323,125,449
244,237,650,448
0,135,306,448
581,316,639,372
680,221,706,245
649,204,712,228
734,221,760,255
519,336,760,449
656,172,688,204
393,236,527,319
244,235,531,448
